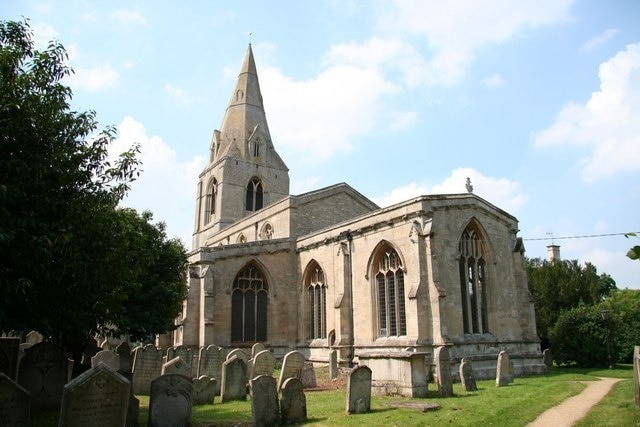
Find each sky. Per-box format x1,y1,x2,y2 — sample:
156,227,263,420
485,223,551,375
3,0,640,289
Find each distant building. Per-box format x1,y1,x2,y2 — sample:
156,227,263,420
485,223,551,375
174,45,545,380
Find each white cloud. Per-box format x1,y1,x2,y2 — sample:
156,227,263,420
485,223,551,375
533,43,640,182
164,83,192,105
580,28,619,53
482,73,505,88
31,22,59,50
111,7,147,26
372,167,528,213
390,111,418,130
69,64,119,91
110,117,205,248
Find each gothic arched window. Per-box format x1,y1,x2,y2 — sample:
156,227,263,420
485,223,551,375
246,177,263,212
231,263,268,343
458,225,489,334
205,178,217,223
374,244,406,337
306,262,327,340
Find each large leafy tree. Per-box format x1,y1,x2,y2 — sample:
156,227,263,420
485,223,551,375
526,257,616,349
0,20,186,355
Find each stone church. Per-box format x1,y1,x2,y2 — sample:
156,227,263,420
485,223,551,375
174,44,545,386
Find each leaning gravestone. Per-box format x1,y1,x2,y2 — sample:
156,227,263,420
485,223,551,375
329,350,338,380
226,348,248,363
301,362,318,389
161,356,191,377
148,374,193,427
251,349,276,379
116,342,133,373
278,350,305,390
346,365,372,414
251,342,265,358
543,348,552,369
0,372,30,425
280,377,307,424
496,351,513,387
131,344,162,395
459,358,477,392
17,341,68,411
220,356,247,402
167,345,193,367
435,346,453,397
192,375,217,405
249,375,279,427
58,363,130,427
91,350,120,371
198,345,224,395
0,337,20,380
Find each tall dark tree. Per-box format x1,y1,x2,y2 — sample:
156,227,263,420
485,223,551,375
0,20,186,355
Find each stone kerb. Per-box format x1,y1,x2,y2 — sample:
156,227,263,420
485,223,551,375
91,350,120,371
192,375,217,405
459,358,477,392
496,351,513,387
198,345,224,395
435,346,453,397
220,355,247,403
161,356,191,377
0,372,30,426
148,374,193,427
346,365,372,414
17,341,69,411
249,375,279,427
58,363,130,427
131,344,162,395
280,377,307,424
278,350,305,390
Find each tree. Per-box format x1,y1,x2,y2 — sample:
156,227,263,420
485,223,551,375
602,289,640,363
0,20,186,356
526,257,616,349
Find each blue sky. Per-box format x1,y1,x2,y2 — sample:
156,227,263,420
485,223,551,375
4,1,640,288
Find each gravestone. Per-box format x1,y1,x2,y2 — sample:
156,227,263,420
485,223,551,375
0,337,20,380
251,342,265,358
346,365,372,414
25,331,43,345
220,356,247,402
0,372,30,425
167,345,193,367
278,350,305,390
634,346,639,407
161,356,191,377
249,375,279,427
116,342,132,373
192,375,217,405
131,344,162,395
226,348,248,363
301,362,318,389
496,351,513,387
148,374,193,427
198,345,224,395
329,350,338,380
459,358,477,392
280,377,307,424
542,348,552,369
17,341,68,411
58,363,130,427
91,350,120,371
81,338,101,365
251,349,276,379
435,346,453,397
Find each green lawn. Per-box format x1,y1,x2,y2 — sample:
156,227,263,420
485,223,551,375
32,365,640,426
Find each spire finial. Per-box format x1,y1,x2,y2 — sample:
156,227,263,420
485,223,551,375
247,31,253,44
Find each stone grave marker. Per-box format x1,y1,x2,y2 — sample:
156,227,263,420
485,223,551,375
0,372,30,425
81,338,101,365
251,342,265,358
167,345,193,367
249,375,279,427
543,348,552,369
280,377,307,424
131,344,162,395
329,350,338,380
459,358,477,392
278,350,305,390
116,341,132,373
496,351,513,387
91,350,120,371
25,330,43,345
435,346,453,397
251,349,276,379
148,374,193,427
346,365,372,414
17,341,68,411
0,337,20,380
220,355,247,402
226,348,248,363
58,363,130,427
634,345,639,407
192,375,217,405
198,345,224,395
162,356,191,377
301,362,318,389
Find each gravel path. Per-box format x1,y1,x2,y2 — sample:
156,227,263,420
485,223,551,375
527,377,622,427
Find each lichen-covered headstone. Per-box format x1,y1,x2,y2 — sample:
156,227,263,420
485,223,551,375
251,342,265,358
542,348,552,369
148,374,193,427
251,349,276,379
131,344,162,395
435,346,453,397
192,375,216,405
346,366,371,414
280,377,307,424
496,351,513,387
198,345,224,395
278,350,305,390
249,375,279,426
17,341,68,411
459,358,477,392
91,350,120,371
220,356,247,402
161,356,191,377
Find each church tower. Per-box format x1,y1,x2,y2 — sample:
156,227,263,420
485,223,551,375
192,44,290,248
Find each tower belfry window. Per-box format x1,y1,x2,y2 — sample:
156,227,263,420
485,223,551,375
246,177,263,211
253,137,260,157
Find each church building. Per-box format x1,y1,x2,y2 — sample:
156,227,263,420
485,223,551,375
174,45,545,386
